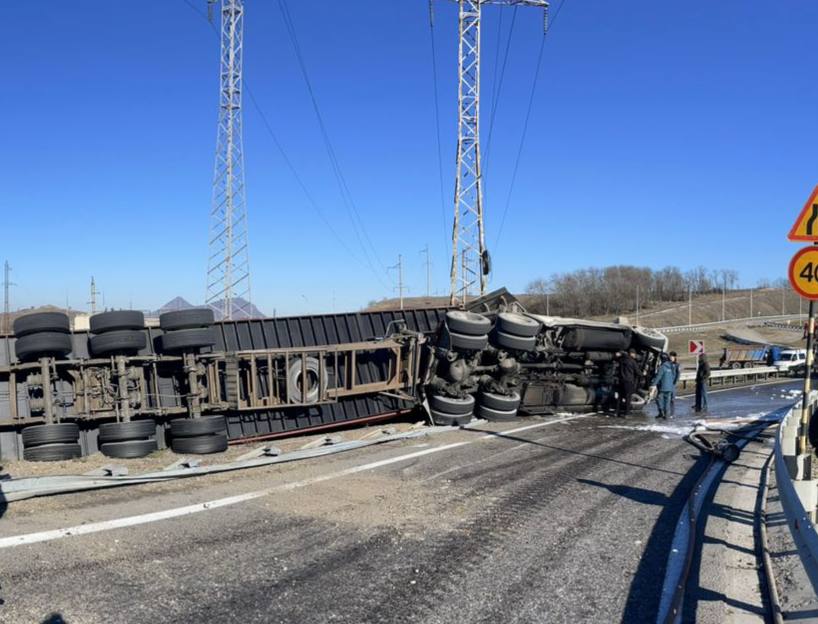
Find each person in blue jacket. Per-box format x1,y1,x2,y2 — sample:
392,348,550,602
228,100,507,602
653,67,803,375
651,352,676,420
669,351,680,415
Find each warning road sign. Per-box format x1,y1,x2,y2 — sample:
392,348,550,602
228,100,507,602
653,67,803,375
688,340,705,355
788,185,818,241
788,247,818,299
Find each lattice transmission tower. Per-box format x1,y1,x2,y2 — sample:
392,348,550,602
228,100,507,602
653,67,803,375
205,0,252,320
444,0,548,305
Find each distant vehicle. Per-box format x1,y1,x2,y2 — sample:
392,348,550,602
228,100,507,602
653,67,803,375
773,349,807,374
719,345,782,369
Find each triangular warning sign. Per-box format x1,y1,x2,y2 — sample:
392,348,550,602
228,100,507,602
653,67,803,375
789,185,818,241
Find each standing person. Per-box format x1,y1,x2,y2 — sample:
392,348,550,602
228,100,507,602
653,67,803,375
615,349,641,418
669,351,680,415
650,353,675,419
694,353,711,413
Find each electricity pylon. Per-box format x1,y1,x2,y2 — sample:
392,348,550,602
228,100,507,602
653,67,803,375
205,0,252,320
442,0,548,305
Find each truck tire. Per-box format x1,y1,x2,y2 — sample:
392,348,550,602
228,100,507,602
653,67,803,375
89,330,147,355
169,415,226,438
479,391,521,411
445,311,491,336
493,331,536,353
14,332,73,361
22,423,80,447
90,310,145,334
430,410,472,426
429,394,475,415
497,313,541,337
161,327,216,352
13,312,70,337
98,419,156,443
476,404,518,422
171,432,229,455
100,439,158,459
23,442,82,462
449,331,488,352
159,309,215,331
287,357,325,403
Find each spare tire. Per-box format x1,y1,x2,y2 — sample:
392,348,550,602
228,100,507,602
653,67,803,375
497,313,541,338
15,332,73,361
159,308,215,331
13,312,70,337
287,357,325,403
561,327,631,351
171,432,229,455
429,394,475,415
445,311,491,336
89,330,147,356
476,404,518,422
90,310,145,334
23,442,82,462
161,327,216,352
170,415,227,438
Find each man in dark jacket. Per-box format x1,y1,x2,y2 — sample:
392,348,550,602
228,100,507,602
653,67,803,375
615,349,641,417
694,354,710,413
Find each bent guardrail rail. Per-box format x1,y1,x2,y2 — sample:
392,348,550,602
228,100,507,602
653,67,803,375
774,392,818,592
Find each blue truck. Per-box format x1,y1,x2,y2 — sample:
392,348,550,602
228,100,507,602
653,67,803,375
719,345,782,369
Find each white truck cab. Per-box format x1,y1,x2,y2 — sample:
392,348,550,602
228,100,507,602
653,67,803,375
773,349,807,372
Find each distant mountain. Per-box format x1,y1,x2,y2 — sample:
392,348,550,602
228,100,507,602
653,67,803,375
153,296,264,321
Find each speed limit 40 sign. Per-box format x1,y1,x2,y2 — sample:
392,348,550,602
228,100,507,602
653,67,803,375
788,246,818,299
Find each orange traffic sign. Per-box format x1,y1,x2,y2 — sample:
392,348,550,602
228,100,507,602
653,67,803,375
789,185,818,241
789,247,818,299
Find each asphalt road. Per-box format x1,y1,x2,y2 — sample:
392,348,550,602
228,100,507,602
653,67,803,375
0,381,802,624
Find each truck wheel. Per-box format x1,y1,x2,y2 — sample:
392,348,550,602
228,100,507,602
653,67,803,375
493,331,536,353
449,331,488,352
445,311,491,336
496,313,541,337
170,415,227,437
171,432,228,454
100,439,158,459
14,332,73,361
430,394,475,415
476,404,518,422
159,309,215,331
13,312,70,337
430,410,472,426
730,362,742,370
90,310,145,333
22,423,80,447
98,419,156,443
89,330,147,356
23,442,82,462
161,327,216,352
479,391,521,411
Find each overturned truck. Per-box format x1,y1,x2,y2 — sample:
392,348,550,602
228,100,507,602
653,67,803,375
0,290,667,461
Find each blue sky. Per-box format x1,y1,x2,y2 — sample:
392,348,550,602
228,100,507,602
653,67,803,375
2,1,817,316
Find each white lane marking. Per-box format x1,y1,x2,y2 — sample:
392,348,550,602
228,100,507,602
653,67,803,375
0,415,590,549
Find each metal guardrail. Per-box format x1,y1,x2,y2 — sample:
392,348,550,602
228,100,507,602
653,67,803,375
656,314,805,334
677,366,780,389
774,395,818,592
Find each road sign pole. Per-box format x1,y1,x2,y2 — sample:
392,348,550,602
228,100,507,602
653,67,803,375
800,300,815,470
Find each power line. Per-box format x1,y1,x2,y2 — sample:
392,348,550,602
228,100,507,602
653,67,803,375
494,0,568,250
276,0,387,279
427,1,449,261
483,6,518,178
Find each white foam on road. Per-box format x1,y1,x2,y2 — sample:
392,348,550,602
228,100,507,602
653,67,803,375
0,414,590,549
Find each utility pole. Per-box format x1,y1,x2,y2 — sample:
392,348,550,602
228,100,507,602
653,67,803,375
421,245,432,298
88,277,100,314
783,287,786,315
722,278,726,322
750,287,753,318
205,0,252,321
389,254,405,310
2,261,14,335
438,0,549,305
546,291,550,316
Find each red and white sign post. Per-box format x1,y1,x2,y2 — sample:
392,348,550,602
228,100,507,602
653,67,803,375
688,340,705,355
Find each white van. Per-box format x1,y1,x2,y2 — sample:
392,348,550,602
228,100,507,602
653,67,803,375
773,349,807,373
